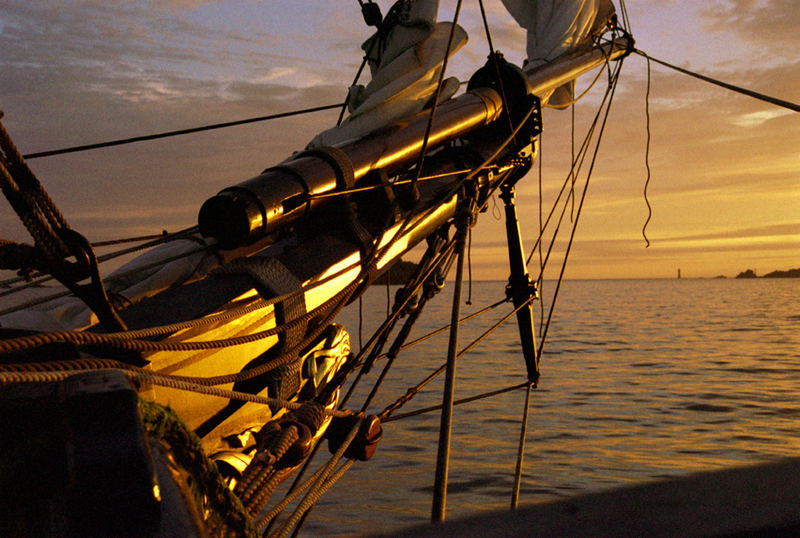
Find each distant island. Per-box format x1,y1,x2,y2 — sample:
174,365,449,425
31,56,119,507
735,268,800,279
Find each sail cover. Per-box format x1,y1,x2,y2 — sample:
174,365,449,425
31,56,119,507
309,0,466,148
502,0,614,106
502,0,615,67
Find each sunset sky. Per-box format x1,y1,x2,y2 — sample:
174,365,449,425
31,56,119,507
1,0,797,280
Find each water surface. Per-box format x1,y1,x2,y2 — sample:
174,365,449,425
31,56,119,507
295,278,799,534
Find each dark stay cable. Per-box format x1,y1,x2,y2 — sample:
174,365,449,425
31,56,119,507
634,49,800,113
22,104,343,160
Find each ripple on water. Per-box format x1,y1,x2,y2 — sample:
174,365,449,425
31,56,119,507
681,403,736,413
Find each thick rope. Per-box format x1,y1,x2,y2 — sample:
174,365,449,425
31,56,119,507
633,49,800,113
0,368,352,418
269,419,363,538
256,463,326,531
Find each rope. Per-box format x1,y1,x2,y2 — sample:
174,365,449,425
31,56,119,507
0,118,70,259
339,238,457,408
255,463,329,531
510,382,533,509
380,296,534,420
642,55,653,247
0,244,208,314
383,382,528,423
633,49,800,113
0,225,199,291
269,419,363,538
21,104,343,160
478,0,516,138
537,60,623,358
0,367,352,418
524,56,621,268
0,256,360,357
409,0,464,201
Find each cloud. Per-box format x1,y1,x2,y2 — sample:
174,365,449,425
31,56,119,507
701,0,800,55
1,0,797,282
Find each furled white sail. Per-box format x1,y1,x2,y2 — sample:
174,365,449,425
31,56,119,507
309,0,466,148
501,0,615,106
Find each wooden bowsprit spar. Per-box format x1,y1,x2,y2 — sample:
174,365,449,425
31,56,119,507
0,18,631,537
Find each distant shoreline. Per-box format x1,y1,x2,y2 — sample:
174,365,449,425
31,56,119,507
732,268,800,279
373,261,800,284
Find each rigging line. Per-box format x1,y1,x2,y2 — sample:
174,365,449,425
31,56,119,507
358,295,363,351
338,1,386,125
279,300,508,526
642,55,653,247
477,0,515,138
338,237,457,408
337,49,370,126
538,133,544,280
570,104,575,222
255,463,329,530
525,68,614,269
510,381,533,510
306,168,473,200
633,49,800,113
410,0,464,200
537,134,545,336
523,138,586,270
539,62,623,358
270,420,362,538
286,459,355,538
91,233,171,247
21,104,343,160
383,382,528,423
0,244,208,315
379,295,534,420
619,0,632,33
534,116,607,289
380,297,506,359
357,228,467,414
0,224,199,291
339,236,458,409
95,225,200,264
544,60,608,110
339,239,455,411
477,0,496,54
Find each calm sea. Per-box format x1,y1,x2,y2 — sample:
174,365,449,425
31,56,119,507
296,278,799,535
